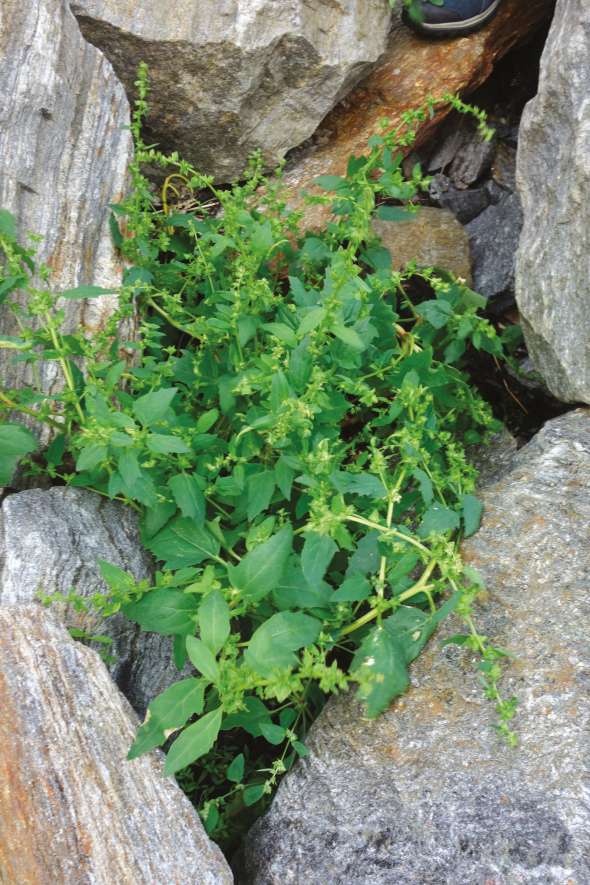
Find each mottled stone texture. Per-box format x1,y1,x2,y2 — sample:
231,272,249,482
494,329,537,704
0,0,132,400
373,207,472,283
516,0,590,403
241,410,590,885
286,0,554,230
71,0,391,182
0,487,182,716
0,606,233,885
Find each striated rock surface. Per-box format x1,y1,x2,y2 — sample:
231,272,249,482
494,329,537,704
0,605,233,884
286,0,553,230
516,0,590,403
71,0,392,183
467,191,523,300
0,487,182,716
373,207,472,283
241,409,590,884
0,0,132,400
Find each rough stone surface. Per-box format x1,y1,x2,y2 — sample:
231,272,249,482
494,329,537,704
427,119,496,189
373,207,472,282
466,191,523,300
71,0,391,183
0,605,233,884
286,0,554,230
0,487,183,716
516,0,590,403
241,409,590,885
0,0,133,401
429,174,490,224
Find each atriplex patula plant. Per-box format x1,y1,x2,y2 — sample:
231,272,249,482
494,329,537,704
0,66,516,842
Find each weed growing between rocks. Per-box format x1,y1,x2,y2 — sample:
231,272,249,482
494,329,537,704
0,66,517,847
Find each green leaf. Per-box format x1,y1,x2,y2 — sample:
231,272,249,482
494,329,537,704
415,299,454,330
98,559,133,591
243,784,265,807
0,424,38,485
221,697,272,737
198,590,230,654
259,722,286,745
132,387,178,427
263,323,297,347
146,434,191,454
247,470,275,520
273,561,332,611
375,205,415,222
332,324,365,351
227,753,245,783
123,589,199,635
117,450,141,487
418,503,460,537
244,611,321,676
185,636,219,682
298,307,325,336
196,409,219,433
0,208,17,239
76,443,107,472
461,493,483,537
413,468,433,505
332,574,370,602
146,517,220,568
169,473,206,523
60,284,118,300
352,626,409,718
383,606,435,664
314,174,347,191
127,677,205,760
301,533,337,585
164,707,223,775
228,526,292,603
275,456,295,500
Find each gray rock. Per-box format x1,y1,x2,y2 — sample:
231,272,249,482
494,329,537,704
0,605,233,884
515,0,590,403
241,409,590,885
428,119,496,189
429,174,490,224
0,0,132,410
466,191,523,300
0,487,183,716
71,0,392,183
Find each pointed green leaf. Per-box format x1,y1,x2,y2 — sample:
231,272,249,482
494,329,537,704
198,590,230,654
301,532,337,586
132,387,178,427
169,473,205,523
244,611,321,676
0,424,38,484
352,626,409,718
228,526,292,603
185,636,219,682
164,707,222,775
226,753,245,783
146,517,220,568
461,494,483,537
123,589,198,635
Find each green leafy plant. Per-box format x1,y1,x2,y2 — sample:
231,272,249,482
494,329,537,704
0,66,516,845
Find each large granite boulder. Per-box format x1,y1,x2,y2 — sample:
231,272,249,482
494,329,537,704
0,605,233,884
241,409,590,884
0,487,183,716
0,0,132,402
70,0,392,183
516,0,590,403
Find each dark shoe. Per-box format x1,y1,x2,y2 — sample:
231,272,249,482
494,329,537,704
403,0,502,38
